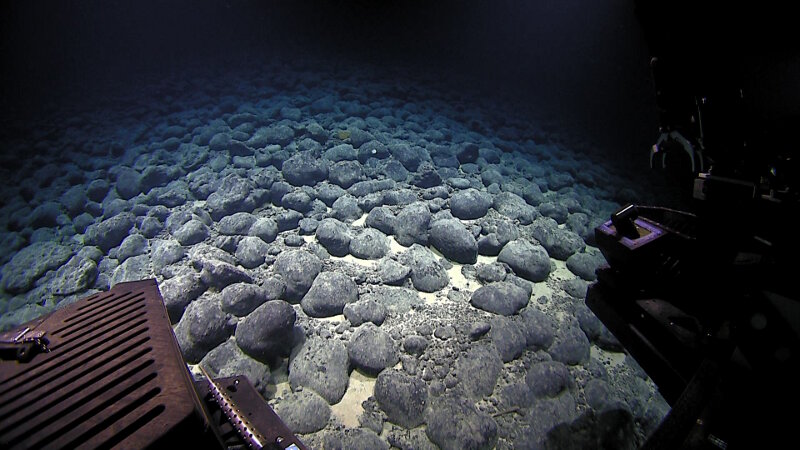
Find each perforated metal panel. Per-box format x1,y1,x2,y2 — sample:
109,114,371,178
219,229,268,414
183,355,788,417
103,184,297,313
0,279,208,450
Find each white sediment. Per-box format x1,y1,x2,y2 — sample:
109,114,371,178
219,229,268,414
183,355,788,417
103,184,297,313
331,370,376,428
350,214,368,228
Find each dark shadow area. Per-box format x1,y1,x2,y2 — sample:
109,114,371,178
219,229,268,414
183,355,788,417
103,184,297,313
1,0,659,160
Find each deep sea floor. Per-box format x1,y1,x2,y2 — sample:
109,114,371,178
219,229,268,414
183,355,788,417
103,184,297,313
0,59,672,449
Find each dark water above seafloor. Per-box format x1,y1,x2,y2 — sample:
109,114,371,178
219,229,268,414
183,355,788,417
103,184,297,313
1,0,661,163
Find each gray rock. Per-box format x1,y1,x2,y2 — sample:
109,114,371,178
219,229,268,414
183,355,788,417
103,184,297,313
289,337,350,404
377,258,410,285
362,285,423,315
115,167,141,199
335,428,390,450
116,234,148,263
434,325,456,340
205,175,254,220
199,259,252,289
522,183,545,206
349,228,389,260
469,322,491,340
390,144,422,171
397,245,449,293
260,276,286,301
519,307,556,349
109,254,151,286
139,216,163,238
566,251,605,281
87,179,110,203
402,335,429,355
456,143,479,164
174,296,235,363
1,241,73,294
235,236,269,269
249,217,279,243
383,188,417,206
282,153,328,186
220,282,266,316
273,250,322,301
49,255,98,295
139,165,180,193
412,163,442,188
331,195,363,223
383,159,409,181
425,394,498,450
563,277,588,298
150,239,184,273
316,183,347,207
519,393,579,449
348,179,395,197
161,273,206,323
275,390,331,434
329,160,364,188
477,234,503,256
301,271,358,318
387,428,438,450
584,378,612,411
315,218,351,257
497,239,551,282
475,262,506,283
455,343,503,398
469,282,529,316
450,189,493,220
394,203,430,246
284,234,304,247
270,180,292,204
348,322,399,375
324,143,358,162
429,219,478,264
358,140,390,162
282,190,314,213
343,299,388,326
299,217,319,235
375,368,428,428
365,206,396,235
525,360,573,398
277,210,303,232
530,217,586,260
492,192,538,224
349,129,375,148
489,316,527,362
422,186,449,200
200,338,271,394
173,219,209,246
60,187,86,217
481,168,503,187
235,298,296,362
218,212,257,235
84,212,135,252
538,201,569,224
265,124,296,146
549,324,591,365
566,212,594,244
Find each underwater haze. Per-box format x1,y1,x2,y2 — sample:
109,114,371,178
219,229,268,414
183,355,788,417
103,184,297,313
1,1,677,448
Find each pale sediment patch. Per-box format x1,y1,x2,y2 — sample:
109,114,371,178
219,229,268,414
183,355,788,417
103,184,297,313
314,313,346,323
331,253,378,268
351,213,368,228
590,345,626,367
387,236,408,255
331,369,376,428
476,254,497,265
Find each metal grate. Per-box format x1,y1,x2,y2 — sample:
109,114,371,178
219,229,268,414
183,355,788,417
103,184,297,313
0,279,205,450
